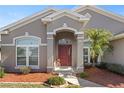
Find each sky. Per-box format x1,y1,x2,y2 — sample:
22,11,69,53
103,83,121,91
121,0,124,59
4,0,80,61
0,5,124,28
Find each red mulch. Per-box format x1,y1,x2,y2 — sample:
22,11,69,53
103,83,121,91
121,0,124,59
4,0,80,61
85,67,124,88
0,73,56,82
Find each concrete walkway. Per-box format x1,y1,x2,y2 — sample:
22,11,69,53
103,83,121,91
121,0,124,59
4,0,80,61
64,75,104,87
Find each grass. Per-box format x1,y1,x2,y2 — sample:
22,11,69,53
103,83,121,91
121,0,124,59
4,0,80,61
66,85,80,88
0,83,48,88
0,83,81,88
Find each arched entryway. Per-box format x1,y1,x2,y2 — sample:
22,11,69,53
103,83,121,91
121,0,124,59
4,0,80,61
55,31,76,67
47,27,84,72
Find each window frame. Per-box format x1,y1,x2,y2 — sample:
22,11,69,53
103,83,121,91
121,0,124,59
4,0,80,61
15,36,40,69
83,47,90,63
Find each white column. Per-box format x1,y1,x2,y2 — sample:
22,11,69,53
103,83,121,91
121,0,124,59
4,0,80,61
47,34,54,72
76,34,84,72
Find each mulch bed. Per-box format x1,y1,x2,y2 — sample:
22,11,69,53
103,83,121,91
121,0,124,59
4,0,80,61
0,73,56,82
84,67,124,88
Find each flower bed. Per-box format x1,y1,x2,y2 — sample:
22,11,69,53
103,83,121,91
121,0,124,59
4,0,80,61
0,73,56,82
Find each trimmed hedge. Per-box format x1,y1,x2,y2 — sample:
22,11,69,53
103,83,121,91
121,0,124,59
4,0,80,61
19,66,31,74
46,76,66,85
97,62,124,75
96,62,107,69
106,63,124,75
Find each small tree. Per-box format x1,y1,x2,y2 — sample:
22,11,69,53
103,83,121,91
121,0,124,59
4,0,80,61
85,28,113,66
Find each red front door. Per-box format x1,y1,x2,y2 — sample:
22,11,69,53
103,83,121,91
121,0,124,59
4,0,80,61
58,45,72,66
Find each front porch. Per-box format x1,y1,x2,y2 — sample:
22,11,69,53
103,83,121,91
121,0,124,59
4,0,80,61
47,29,84,73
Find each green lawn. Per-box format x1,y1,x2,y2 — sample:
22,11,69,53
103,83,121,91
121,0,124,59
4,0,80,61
0,83,80,88
0,83,48,88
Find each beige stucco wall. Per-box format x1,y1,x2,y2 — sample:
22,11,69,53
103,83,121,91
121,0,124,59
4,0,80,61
1,19,47,44
78,9,124,35
1,19,47,72
47,16,84,32
103,39,124,65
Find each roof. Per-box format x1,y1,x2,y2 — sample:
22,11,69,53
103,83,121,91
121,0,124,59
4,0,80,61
73,5,124,24
0,5,124,41
0,8,58,34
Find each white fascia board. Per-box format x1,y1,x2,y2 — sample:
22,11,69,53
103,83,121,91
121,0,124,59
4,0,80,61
0,30,9,34
0,8,58,32
73,5,124,23
110,34,124,41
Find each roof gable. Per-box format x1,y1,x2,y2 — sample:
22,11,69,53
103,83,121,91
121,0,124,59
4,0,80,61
73,5,124,23
0,8,58,33
42,10,91,24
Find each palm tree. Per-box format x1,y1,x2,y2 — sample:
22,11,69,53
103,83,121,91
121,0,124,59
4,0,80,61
85,28,113,67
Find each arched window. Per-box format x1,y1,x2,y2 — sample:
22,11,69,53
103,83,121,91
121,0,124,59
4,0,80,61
16,36,40,68
58,38,72,45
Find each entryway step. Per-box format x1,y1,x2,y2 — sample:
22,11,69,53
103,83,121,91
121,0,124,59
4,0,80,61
53,67,75,78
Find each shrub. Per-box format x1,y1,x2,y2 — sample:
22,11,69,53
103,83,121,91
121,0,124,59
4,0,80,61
46,76,66,85
96,62,107,69
0,67,5,78
106,63,124,75
19,66,31,74
84,63,92,69
79,72,88,78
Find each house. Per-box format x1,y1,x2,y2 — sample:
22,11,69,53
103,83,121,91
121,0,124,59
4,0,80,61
0,5,124,72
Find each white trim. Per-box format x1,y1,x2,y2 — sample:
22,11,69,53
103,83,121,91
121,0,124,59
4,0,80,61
0,31,9,34
75,32,84,35
73,5,124,23
1,43,47,47
13,35,42,45
0,8,58,32
77,37,84,40
1,44,15,46
14,35,42,69
47,37,54,40
53,26,79,35
15,66,40,69
42,10,91,24
83,47,90,63
110,34,124,41
16,45,40,69
47,32,55,35
41,43,47,46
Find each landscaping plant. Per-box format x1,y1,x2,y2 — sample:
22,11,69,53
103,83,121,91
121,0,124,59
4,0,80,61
0,67,5,78
46,76,66,85
19,66,31,74
106,63,124,75
85,28,113,66
79,72,88,78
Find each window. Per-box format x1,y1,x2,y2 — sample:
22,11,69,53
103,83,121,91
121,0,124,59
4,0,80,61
16,36,39,68
58,39,72,45
83,48,90,63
